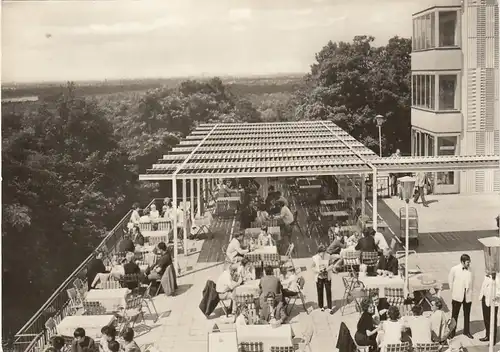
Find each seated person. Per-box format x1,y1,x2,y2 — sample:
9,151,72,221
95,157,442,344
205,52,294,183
139,208,150,223
406,305,432,344
328,223,341,243
107,341,120,352
355,298,380,352
326,232,346,256
146,242,172,281
259,265,282,307
121,327,141,352
429,298,450,342
99,325,117,352
370,292,389,322
117,234,135,253
373,229,389,252
216,264,242,314
355,229,378,252
377,248,399,276
47,336,65,352
226,232,249,263
235,305,250,326
379,306,404,352
72,328,97,352
149,204,160,221
131,226,145,247
123,252,141,289
259,292,287,325
275,191,289,207
280,265,299,300
346,232,362,247
258,226,274,246
255,204,270,226
237,257,255,282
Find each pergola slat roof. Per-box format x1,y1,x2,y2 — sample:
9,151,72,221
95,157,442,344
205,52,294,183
139,121,500,181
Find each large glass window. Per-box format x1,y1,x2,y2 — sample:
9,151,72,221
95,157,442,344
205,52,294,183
411,74,435,109
439,75,458,110
427,135,435,156
437,136,457,185
412,12,436,50
439,11,458,47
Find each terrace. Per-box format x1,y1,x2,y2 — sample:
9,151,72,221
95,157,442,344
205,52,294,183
11,121,499,352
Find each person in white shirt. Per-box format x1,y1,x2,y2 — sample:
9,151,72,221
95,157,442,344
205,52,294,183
164,204,175,221
258,226,274,246
406,305,432,344
149,204,160,221
226,232,249,262
478,270,500,342
311,245,334,314
139,208,150,223
448,253,474,339
237,257,255,282
216,265,242,314
372,229,389,252
379,306,404,352
281,266,299,301
130,203,141,226
176,205,184,234
234,305,249,326
276,200,294,249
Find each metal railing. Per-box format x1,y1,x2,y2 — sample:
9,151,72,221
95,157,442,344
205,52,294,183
11,199,158,352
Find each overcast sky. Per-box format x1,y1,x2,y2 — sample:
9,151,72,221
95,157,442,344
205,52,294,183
2,0,422,83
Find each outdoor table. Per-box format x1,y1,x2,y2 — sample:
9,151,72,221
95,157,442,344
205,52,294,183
358,276,405,297
217,196,241,203
236,324,293,352
320,199,347,205
85,288,130,312
208,331,238,352
251,246,278,255
234,280,260,298
57,315,115,338
408,273,442,305
320,210,349,218
141,230,171,238
245,227,281,241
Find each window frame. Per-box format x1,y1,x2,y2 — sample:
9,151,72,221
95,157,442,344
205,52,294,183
411,71,460,112
412,8,460,52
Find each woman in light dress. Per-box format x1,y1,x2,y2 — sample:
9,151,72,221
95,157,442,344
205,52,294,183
378,306,404,352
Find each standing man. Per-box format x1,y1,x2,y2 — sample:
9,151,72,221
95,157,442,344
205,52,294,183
448,254,474,339
413,172,429,207
390,149,401,197
478,270,500,342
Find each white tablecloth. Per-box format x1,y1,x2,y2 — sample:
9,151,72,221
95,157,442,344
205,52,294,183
251,246,278,255
236,324,293,352
57,315,115,338
85,288,130,311
234,280,260,297
141,230,171,238
208,331,238,352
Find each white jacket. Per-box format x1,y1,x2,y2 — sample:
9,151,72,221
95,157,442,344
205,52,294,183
448,263,474,303
478,275,500,307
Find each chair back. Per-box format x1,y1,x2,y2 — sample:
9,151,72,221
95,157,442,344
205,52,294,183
148,235,169,247
262,253,280,268
66,288,80,302
361,251,379,266
384,287,405,306
343,250,361,266
44,317,57,333
73,278,84,291
121,273,141,289
414,343,440,352
270,347,294,352
82,301,107,315
157,220,171,231
386,342,410,352
285,243,294,257
100,280,121,290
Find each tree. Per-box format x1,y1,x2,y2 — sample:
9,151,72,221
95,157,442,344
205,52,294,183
296,35,412,155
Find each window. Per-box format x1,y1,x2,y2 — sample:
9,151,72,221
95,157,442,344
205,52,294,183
411,74,435,109
439,11,458,47
439,75,458,110
412,12,435,50
427,135,435,156
437,136,457,156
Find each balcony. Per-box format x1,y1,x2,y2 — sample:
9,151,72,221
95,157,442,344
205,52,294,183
411,107,463,133
411,48,462,71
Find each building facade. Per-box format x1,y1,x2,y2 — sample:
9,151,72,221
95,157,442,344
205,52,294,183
410,0,499,194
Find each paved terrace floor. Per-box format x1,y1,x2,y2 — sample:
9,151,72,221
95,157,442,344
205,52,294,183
131,192,499,352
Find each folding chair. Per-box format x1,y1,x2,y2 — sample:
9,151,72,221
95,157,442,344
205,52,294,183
120,273,141,291
286,277,307,314
342,250,361,275
290,210,303,236
414,343,441,352
341,276,365,315
361,251,379,270
217,293,232,317
140,282,159,323
384,287,406,307
280,243,295,266
271,347,294,352
306,210,323,238
139,222,152,232
148,235,168,247
66,288,84,312
116,295,147,332
82,301,107,315
386,342,410,352
44,317,57,337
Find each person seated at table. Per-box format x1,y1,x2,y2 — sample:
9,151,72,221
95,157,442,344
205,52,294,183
259,265,283,308
121,327,141,352
72,328,97,352
259,292,287,325
347,232,362,247
226,232,249,263
163,197,172,208
140,208,150,223
131,225,145,247
281,265,299,301
379,306,404,352
118,233,135,253
237,257,255,282
258,226,274,246
255,203,270,226
355,298,381,352
235,305,250,326
275,191,289,207
371,228,389,253
129,203,141,226
265,186,278,208
149,204,160,221
328,223,341,244
406,304,432,344
326,231,346,256
161,205,168,218
122,252,141,289
107,341,120,352
240,201,257,230
275,200,294,242
99,326,117,352
355,229,377,252
376,248,399,276
163,203,175,221
216,264,242,314
86,251,107,291
46,336,65,352
370,292,390,323
146,242,172,281
429,298,450,342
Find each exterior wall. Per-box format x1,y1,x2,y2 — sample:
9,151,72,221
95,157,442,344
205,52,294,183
411,0,500,194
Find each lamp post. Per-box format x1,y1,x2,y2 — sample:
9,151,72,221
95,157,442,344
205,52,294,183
399,176,416,297
478,237,500,352
376,115,384,157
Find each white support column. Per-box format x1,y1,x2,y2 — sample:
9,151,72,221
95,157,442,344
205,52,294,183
190,179,194,222
172,177,179,275
372,170,378,231
361,174,366,217
202,178,206,207
182,179,188,252
197,178,202,217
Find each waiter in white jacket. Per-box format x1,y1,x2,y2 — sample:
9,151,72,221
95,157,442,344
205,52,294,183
479,270,500,342
448,253,474,339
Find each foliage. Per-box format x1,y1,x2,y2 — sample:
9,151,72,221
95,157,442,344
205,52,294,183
296,35,412,155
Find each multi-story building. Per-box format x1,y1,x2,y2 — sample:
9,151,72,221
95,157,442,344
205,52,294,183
410,0,499,194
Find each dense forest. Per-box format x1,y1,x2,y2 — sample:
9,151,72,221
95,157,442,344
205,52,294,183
1,35,411,343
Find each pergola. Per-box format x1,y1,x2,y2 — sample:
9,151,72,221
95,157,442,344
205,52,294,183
139,121,500,271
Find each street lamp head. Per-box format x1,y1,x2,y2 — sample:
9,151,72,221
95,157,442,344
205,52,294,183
478,237,500,273
399,176,416,203
375,115,384,127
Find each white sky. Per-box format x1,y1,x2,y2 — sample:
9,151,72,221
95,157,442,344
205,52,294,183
1,0,422,83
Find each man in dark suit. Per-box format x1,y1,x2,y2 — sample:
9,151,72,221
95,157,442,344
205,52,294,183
259,292,287,324
377,248,399,275
355,229,377,252
371,292,390,322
